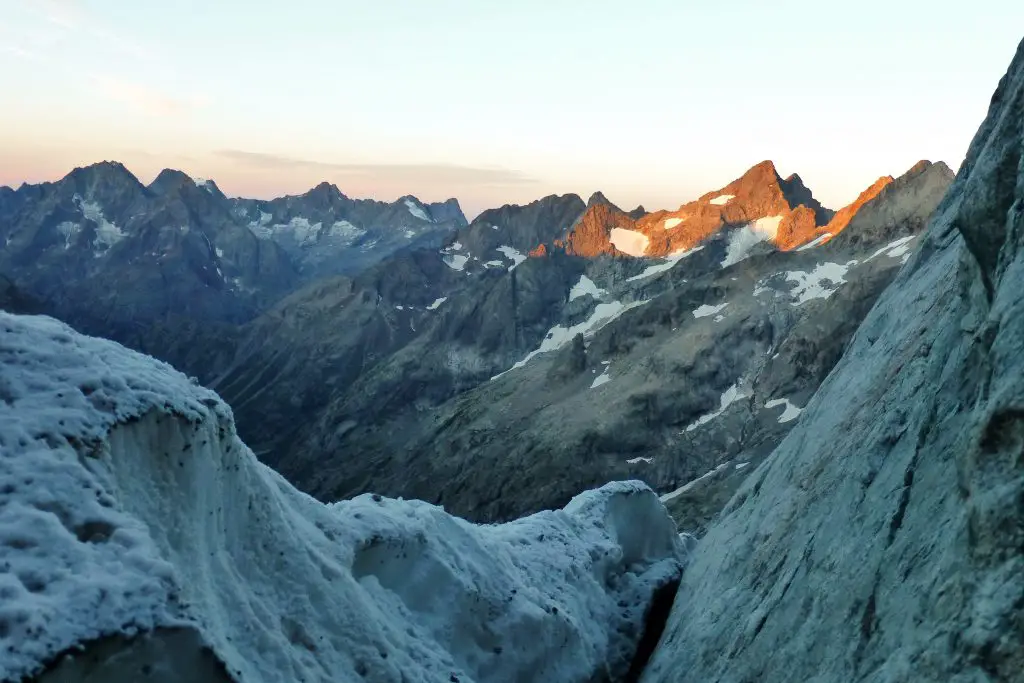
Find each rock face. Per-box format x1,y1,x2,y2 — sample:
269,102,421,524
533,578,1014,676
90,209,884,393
0,312,686,683
642,37,1024,683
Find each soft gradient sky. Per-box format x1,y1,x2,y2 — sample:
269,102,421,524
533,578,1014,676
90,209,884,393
2,1,1022,217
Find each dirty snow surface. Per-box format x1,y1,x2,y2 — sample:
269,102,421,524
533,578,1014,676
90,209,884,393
0,312,686,683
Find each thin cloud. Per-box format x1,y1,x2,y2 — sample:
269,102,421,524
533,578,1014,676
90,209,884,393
40,0,84,28
1,44,36,60
216,150,541,187
90,75,205,116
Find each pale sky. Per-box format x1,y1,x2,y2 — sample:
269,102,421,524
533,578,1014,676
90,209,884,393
1,0,1022,218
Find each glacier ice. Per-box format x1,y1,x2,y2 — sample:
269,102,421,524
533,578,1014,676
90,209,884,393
0,312,686,683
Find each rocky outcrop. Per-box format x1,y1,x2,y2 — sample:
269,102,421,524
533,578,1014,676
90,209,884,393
642,36,1024,683
453,193,586,262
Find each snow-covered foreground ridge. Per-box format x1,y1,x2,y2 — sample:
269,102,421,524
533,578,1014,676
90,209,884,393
0,313,687,683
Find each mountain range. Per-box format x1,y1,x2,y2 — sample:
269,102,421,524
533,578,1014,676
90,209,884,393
1,157,954,533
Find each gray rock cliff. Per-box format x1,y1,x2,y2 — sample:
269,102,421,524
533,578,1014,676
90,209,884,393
642,37,1024,683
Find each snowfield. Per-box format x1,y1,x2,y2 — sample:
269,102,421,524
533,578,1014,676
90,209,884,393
0,313,687,683
609,228,650,257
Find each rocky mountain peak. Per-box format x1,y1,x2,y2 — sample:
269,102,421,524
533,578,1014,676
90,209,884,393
779,172,832,225
586,191,618,209
300,181,349,211
63,161,145,200
66,160,137,183
426,198,468,226
148,168,198,194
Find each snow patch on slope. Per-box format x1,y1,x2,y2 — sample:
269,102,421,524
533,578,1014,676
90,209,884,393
591,365,612,389
75,195,126,255
426,296,448,311
660,463,732,503
404,198,431,222
764,397,802,423
785,261,855,305
248,211,275,239
0,312,686,683
609,228,650,257
796,233,831,251
709,194,735,206
496,300,647,378
570,275,607,301
865,235,916,263
496,245,527,271
663,217,685,230
273,217,323,246
684,384,745,432
443,254,469,271
721,216,782,267
693,302,729,319
627,246,704,282
327,219,366,241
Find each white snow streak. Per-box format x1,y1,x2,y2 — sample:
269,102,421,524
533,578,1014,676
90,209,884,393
663,217,685,230
709,194,735,205
865,235,916,263
684,384,745,432
795,233,832,251
659,463,732,503
627,246,704,282
494,300,647,378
